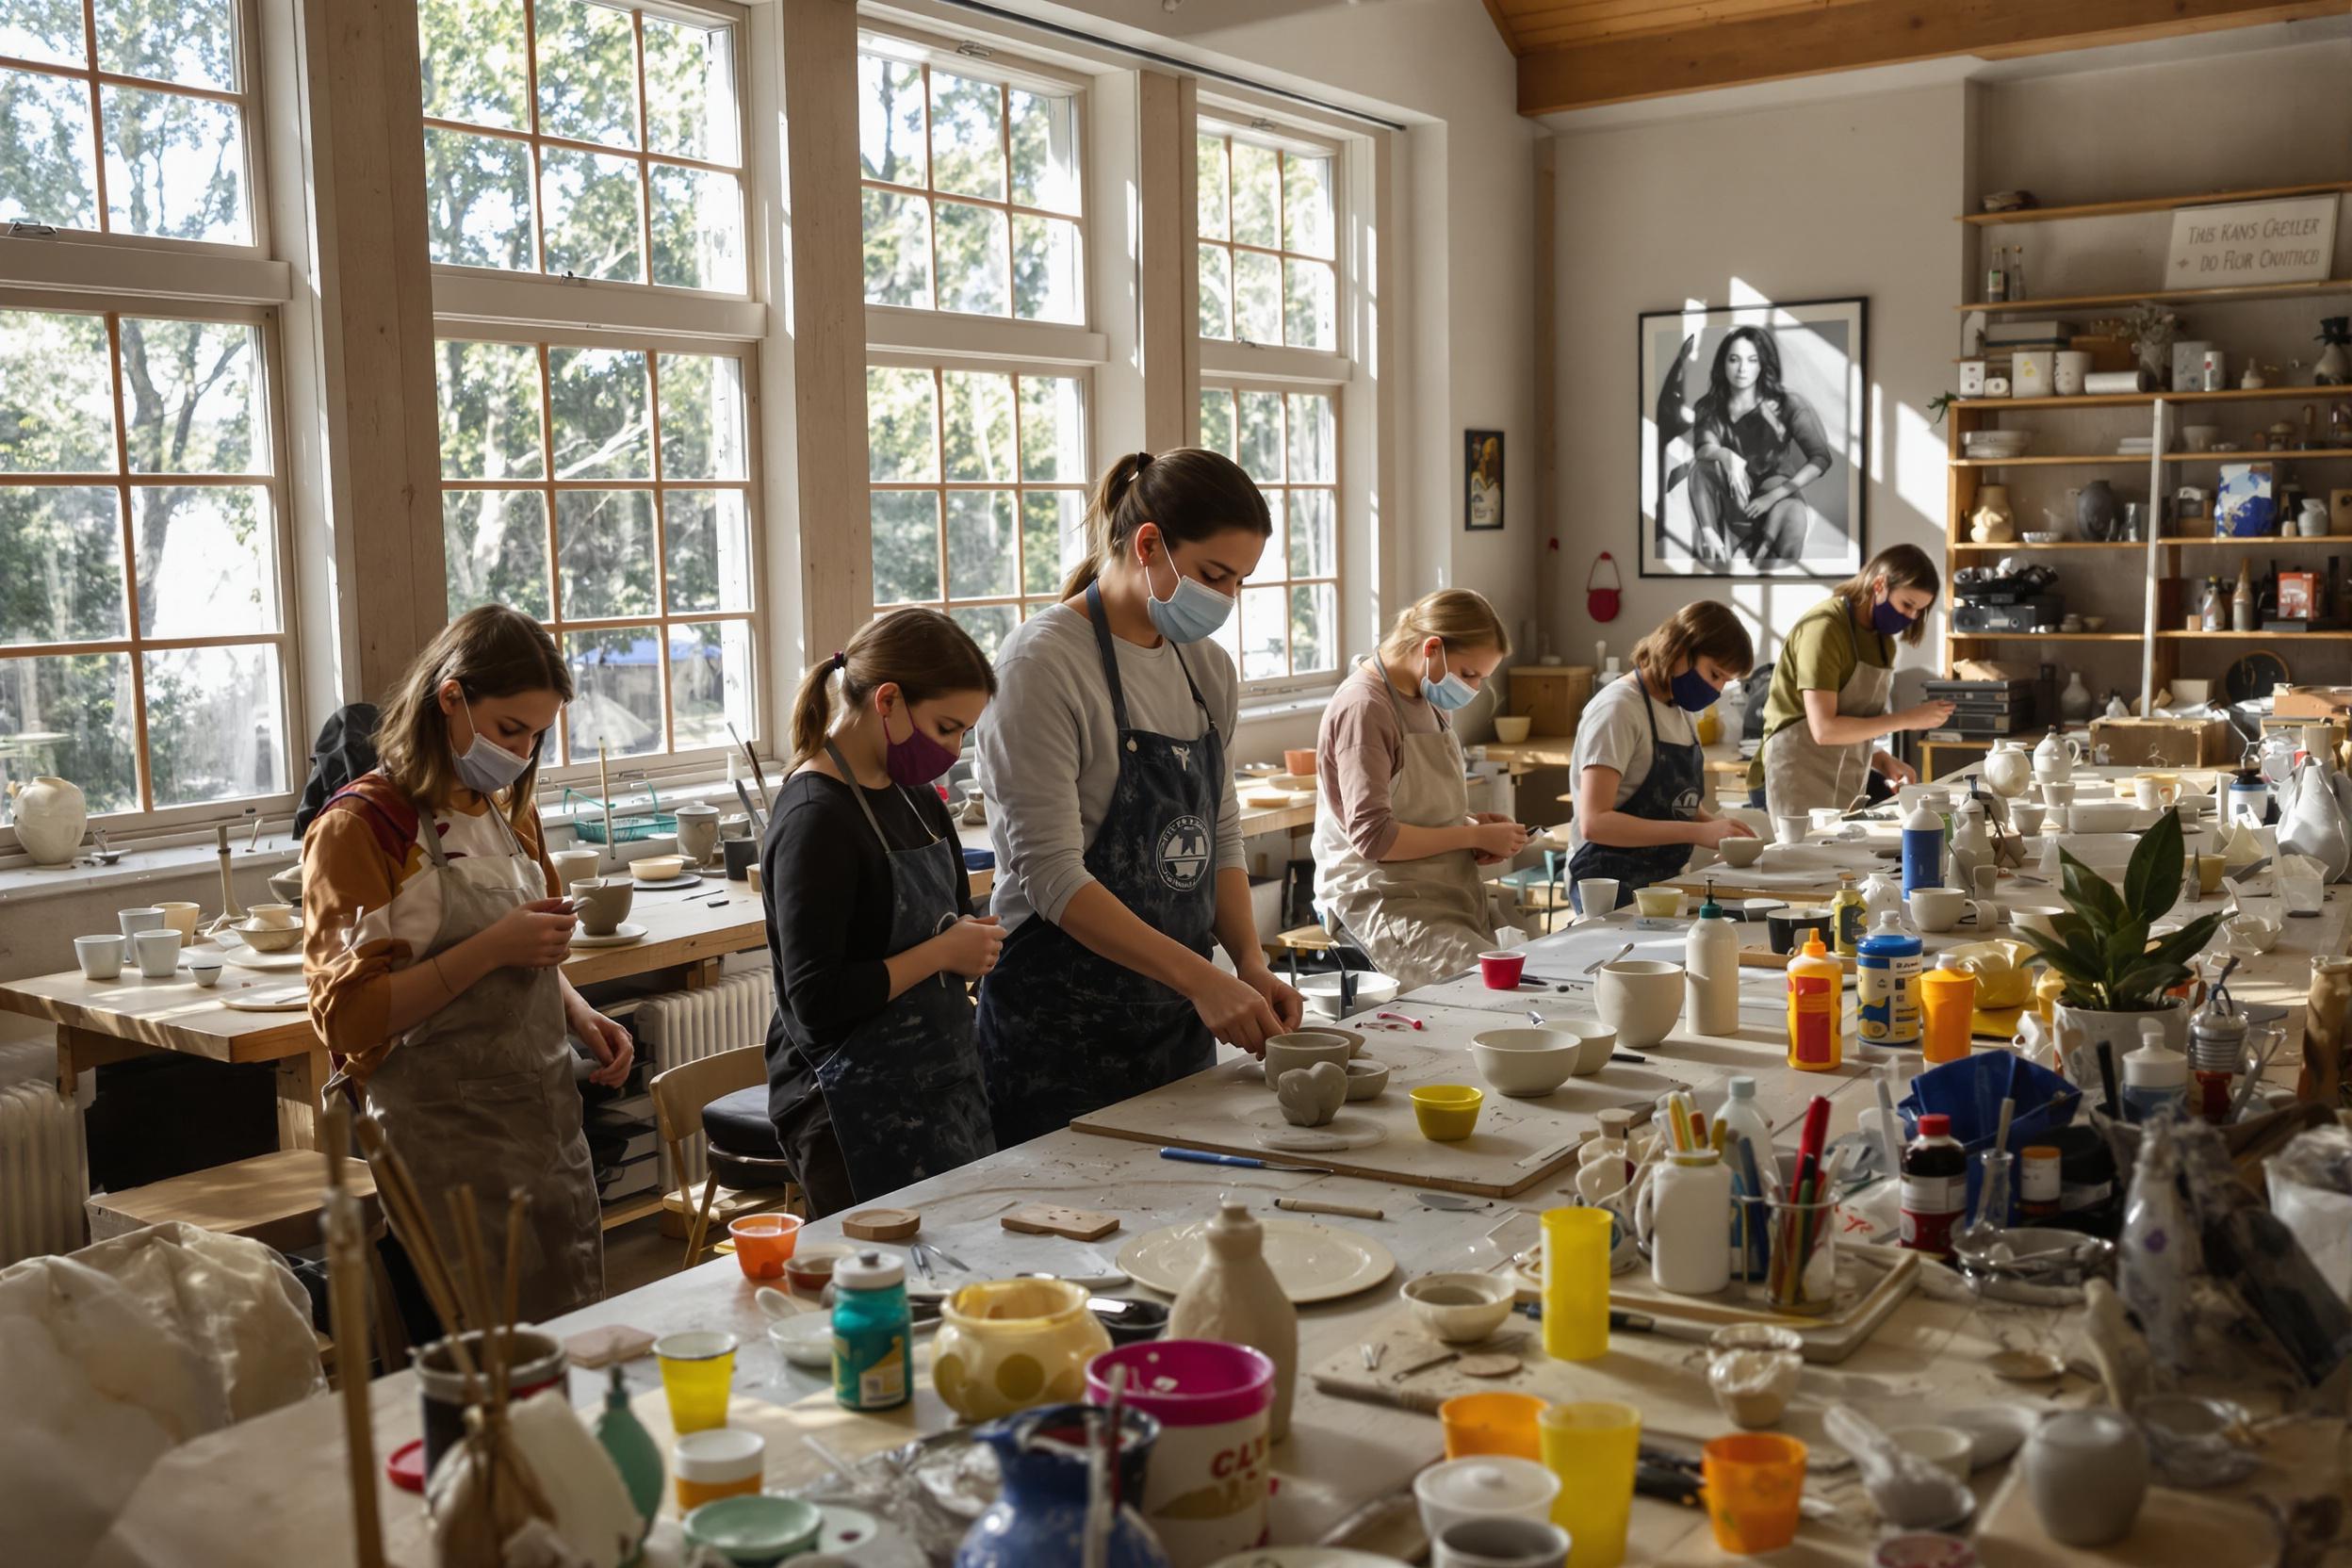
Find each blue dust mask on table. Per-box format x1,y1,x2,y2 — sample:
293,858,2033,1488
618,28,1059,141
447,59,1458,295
1144,550,1235,644
1421,648,1479,711
1669,665,1721,712
453,701,536,795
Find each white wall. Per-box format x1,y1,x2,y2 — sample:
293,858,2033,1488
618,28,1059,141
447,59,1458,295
1545,35,2352,706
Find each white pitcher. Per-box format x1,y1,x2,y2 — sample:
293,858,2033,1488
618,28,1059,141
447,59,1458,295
2032,732,2080,786
1982,741,2034,799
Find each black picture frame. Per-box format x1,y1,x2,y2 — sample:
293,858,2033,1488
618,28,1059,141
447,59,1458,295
1464,429,1503,531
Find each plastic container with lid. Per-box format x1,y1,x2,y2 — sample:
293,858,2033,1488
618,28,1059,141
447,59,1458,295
832,1249,911,1412
1857,913,1924,1050
673,1427,765,1511
1786,935,1844,1072
1901,799,1946,895
2019,1146,2062,1219
1413,1455,1562,1539
1685,886,1740,1036
1900,1113,1968,1258
2121,1042,2188,1124
1828,873,1867,956
1716,1076,1775,1161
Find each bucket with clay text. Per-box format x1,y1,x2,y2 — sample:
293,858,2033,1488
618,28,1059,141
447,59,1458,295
1086,1339,1274,1568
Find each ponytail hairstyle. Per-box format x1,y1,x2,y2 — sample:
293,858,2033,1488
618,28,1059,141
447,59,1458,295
375,605,572,830
789,607,997,768
1630,601,1755,690
1836,542,1940,647
1378,588,1511,665
1059,448,1273,599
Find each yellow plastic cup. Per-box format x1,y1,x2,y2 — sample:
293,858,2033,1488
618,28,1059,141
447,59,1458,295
1439,1392,1546,1460
654,1331,738,1433
1540,1400,1642,1568
1540,1208,1611,1363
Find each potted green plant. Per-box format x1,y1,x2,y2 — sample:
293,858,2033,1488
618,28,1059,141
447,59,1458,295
2014,811,2225,1062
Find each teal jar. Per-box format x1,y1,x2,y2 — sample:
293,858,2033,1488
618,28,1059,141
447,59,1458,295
833,1249,911,1411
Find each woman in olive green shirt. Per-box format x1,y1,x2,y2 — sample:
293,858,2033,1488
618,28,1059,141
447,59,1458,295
1751,544,1951,820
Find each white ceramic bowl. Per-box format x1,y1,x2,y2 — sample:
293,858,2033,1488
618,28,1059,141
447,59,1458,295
1469,1028,1581,1097
765,1313,832,1369
1888,1425,1975,1481
1401,1271,1517,1345
1595,959,1683,1050
1718,836,1767,868
630,854,689,882
1493,716,1533,744
233,919,303,953
1298,971,1401,1019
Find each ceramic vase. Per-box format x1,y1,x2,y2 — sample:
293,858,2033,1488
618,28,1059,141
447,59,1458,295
1967,484,2016,545
931,1279,1113,1425
8,776,87,865
1950,803,1993,892
2278,760,2351,882
2073,480,2117,543
2024,1410,2148,1547
1168,1200,1299,1442
1982,741,2034,799
2058,672,2095,724
956,1404,1168,1568
2298,500,2330,538
2317,318,2350,386
592,1366,662,1565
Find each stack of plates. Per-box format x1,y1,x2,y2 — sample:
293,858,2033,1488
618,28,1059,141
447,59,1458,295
2115,436,2156,455
1963,431,2034,460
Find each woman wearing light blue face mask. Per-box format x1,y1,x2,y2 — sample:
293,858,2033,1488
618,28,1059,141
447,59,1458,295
974,450,1304,1150
1567,602,1757,908
302,606,629,1328
1312,590,1527,988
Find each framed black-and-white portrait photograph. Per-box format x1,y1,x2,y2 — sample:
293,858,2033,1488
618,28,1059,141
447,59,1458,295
1638,298,1866,579
1464,430,1503,531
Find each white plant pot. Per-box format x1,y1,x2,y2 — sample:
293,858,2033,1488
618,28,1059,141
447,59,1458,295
8,776,88,865
2054,998,2187,1078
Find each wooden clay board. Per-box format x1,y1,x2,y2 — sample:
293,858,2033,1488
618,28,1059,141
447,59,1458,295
1509,1241,1922,1352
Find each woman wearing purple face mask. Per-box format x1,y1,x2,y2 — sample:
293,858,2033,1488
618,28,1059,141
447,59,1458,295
1754,543,1951,823
761,608,1000,1216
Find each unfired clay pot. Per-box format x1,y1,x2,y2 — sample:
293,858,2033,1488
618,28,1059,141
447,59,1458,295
8,776,87,865
1274,1060,1348,1127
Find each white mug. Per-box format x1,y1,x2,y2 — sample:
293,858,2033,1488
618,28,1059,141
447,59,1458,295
1774,815,1810,845
2054,350,2091,396
1907,887,1967,932
132,928,183,978
1576,878,1620,916
1434,1517,1573,1568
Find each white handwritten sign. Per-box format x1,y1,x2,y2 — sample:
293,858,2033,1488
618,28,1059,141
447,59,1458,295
2167,195,2339,287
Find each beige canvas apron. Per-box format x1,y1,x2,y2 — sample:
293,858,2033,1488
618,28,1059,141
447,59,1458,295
1761,605,1894,822
363,802,604,1323
1313,661,1497,990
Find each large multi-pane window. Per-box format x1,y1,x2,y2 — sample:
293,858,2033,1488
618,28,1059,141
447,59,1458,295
0,303,288,824
857,42,1083,323
0,0,253,245
436,337,757,761
1196,122,1335,351
417,0,745,292
1199,384,1338,686
866,364,1088,660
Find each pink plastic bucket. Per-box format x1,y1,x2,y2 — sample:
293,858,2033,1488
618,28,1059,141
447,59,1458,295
1086,1340,1274,1567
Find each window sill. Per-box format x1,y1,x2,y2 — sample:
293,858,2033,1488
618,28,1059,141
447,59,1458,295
0,835,299,906
1235,686,1339,727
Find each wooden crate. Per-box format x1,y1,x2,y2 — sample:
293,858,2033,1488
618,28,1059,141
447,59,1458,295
1508,665,1593,736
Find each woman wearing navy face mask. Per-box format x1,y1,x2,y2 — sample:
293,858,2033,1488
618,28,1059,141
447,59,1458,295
1753,544,1951,822
1312,590,1527,988
761,608,1000,1216
1566,602,1756,908
975,449,1301,1150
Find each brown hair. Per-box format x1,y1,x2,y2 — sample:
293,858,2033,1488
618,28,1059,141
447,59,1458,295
789,607,997,767
376,605,571,829
1059,448,1273,598
1378,588,1511,664
1631,601,1755,689
1836,543,1940,646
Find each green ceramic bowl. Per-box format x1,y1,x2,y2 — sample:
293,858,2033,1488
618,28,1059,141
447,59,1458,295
681,1494,825,1566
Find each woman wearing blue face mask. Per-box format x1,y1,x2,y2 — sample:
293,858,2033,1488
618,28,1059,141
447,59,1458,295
1754,544,1951,823
1312,590,1527,988
974,449,1302,1149
761,609,999,1217
1567,602,1757,908
302,606,629,1324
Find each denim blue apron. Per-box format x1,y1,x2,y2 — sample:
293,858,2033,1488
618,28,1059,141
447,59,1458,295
973,583,1223,1149
1568,678,1705,909
812,743,996,1200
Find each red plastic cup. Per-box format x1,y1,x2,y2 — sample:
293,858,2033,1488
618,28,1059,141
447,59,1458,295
1479,950,1526,989
728,1213,802,1280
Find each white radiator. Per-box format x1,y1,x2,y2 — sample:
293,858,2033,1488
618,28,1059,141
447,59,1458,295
634,971,774,1194
0,1083,88,1265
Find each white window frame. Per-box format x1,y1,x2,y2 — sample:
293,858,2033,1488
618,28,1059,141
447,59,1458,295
423,0,771,784
1199,376,1344,701
1194,110,1348,374
0,0,303,851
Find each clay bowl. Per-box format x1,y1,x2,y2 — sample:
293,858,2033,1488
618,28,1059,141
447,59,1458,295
1718,836,1767,869
232,918,303,953
1403,1272,1516,1344
1343,1057,1391,1101
1469,1028,1580,1098
1263,1033,1353,1086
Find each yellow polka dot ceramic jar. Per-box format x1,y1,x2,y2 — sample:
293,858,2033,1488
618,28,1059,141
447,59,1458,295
930,1278,1112,1424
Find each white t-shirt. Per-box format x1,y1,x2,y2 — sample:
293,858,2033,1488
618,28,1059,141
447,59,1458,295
1567,673,1699,855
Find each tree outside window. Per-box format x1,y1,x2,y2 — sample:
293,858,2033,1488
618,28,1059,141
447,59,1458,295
1199,384,1338,686
1196,123,1334,351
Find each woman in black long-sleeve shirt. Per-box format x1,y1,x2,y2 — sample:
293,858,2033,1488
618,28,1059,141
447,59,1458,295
761,609,1000,1217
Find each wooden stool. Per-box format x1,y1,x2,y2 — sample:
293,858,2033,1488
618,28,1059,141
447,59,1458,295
88,1151,410,1378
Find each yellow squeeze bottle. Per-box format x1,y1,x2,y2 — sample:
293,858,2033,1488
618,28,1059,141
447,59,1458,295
1786,934,1843,1072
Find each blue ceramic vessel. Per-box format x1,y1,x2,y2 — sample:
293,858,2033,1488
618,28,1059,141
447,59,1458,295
955,1402,1169,1568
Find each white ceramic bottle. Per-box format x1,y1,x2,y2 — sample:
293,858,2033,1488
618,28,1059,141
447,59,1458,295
1684,889,1739,1036
1169,1200,1300,1442
1641,1152,1732,1296
7,776,87,865
1949,801,1993,893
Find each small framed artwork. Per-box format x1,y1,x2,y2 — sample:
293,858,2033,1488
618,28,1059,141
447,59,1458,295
1464,430,1503,531
1639,296,1868,579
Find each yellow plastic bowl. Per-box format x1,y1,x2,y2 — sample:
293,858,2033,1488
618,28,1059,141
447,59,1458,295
1412,1084,1485,1141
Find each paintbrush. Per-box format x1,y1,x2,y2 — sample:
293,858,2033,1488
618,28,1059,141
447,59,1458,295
734,777,766,834
728,721,773,812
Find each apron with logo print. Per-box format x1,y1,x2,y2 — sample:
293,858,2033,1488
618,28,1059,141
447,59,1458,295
973,583,1224,1150
1761,603,1894,822
1567,677,1706,907
809,743,996,1201
1313,659,1497,990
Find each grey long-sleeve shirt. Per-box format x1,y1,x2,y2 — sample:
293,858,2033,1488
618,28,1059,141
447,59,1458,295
978,601,1244,932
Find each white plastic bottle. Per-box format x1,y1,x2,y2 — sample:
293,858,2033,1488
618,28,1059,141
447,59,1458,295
1684,886,1740,1036
1717,1074,1774,1159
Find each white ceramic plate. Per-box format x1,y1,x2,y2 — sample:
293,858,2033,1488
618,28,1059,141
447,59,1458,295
220,985,307,1012
571,922,649,948
222,945,302,972
1207,1550,1406,1567
629,873,703,891
1119,1217,1396,1303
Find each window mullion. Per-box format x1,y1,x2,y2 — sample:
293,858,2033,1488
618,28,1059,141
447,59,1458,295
522,0,549,273
100,312,154,809
79,0,109,236
646,351,675,752
632,8,653,286
932,368,948,614
1008,373,1025,616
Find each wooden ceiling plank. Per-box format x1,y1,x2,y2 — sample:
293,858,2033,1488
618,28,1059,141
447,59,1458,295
1479,0,1523,55
1515,2,1863,49
1517,0,2346,114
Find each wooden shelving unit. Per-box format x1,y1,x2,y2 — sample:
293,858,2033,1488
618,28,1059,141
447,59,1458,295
1941,175,2352,735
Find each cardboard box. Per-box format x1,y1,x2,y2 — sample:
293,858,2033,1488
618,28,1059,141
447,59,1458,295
2089,715,2235,767
2273,685,2352,721
1509,665,1594,737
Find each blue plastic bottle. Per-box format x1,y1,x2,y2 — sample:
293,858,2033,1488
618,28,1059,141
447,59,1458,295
833,1250,911,1411
1856,911,1923,1050
1900,798,1945,895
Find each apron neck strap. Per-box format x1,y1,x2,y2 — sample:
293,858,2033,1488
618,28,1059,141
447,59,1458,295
1365,654,1448,735
1085,580,1211,733
411,794,530,870
822,741,936,851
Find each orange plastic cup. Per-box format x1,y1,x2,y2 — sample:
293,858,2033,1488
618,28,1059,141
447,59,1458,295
728,1213,803,1280
1918,968,1977,1066
1439,1392,1546,1460
1702,1432,1807,1553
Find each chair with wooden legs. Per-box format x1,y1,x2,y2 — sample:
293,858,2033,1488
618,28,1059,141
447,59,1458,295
648,1044,802,1267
